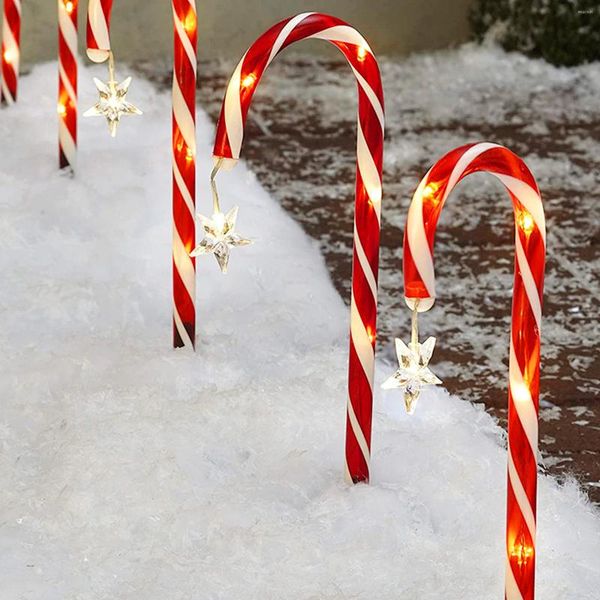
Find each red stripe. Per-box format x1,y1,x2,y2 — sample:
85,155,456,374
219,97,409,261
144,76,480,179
4,0,21,35
1,0,21,102
86,0,113,51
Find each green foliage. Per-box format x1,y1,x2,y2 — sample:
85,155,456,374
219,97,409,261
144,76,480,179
469,0,600,66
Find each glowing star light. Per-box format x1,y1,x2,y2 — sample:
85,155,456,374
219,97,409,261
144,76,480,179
382,304,442,414
84,53,141,137
190,207,252,274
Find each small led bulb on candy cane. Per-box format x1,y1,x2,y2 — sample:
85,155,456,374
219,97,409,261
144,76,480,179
84,0,141,137
387,142,545,600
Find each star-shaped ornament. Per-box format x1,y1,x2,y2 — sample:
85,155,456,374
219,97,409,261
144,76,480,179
84,76,142,137
190,206,252,273
382,336,442,414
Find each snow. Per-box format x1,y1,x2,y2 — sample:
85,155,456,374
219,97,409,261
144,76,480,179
1,62,599,599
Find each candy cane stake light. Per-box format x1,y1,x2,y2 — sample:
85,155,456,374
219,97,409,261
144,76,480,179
389,142,545,600
85,0,141,137
1,0,20,105
57,0,78,170
206,13,385,483
171,0,197,349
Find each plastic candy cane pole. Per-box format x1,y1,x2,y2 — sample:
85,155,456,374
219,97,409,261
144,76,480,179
403,142,546,600
171,0,197,349
1,0,21,105
213,13,384,483
58,0,78,170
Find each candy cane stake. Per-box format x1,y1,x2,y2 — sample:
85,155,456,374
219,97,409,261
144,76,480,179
58,0,78,170
171,0,197,349
1,0,21,105
212,13,384,483
403,142,546,600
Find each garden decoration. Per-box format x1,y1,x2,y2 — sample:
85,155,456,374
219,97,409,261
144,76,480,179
386,142,545,600
58,0,78,170
202,12,384,484
171,0,198,349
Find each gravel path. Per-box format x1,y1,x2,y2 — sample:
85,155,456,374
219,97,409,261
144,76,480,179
143,45,600,502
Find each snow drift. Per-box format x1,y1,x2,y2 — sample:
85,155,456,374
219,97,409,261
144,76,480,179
0,63,599,599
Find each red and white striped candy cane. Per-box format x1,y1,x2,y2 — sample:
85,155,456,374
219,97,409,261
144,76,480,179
86,0,113,64
1,0,21,105
172,0,197,348
213,13,384,483
403,142,545,600
58,0,78,170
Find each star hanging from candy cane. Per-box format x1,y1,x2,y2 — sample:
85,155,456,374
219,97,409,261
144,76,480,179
382,301,442,414
190,159,252,273
190,207,252,273
84,52,141,137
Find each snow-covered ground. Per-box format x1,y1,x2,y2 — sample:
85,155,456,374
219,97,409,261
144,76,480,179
184,44,600,500
1,64,599,599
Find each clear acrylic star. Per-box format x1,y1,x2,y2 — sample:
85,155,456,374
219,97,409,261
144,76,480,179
190,206,252,273
84,76,142,137
382,336,442,414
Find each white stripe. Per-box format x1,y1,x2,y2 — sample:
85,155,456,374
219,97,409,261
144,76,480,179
507,447,537,541
173,227,196,303
223,53,246,159
353,222,378,305
440,142,500,206
0,77,14,103
173,7,197,74
13,0,22,16
59,63,77,104
505,559,525,600
344,461,353,483
348,63,385,132
346,393,371,465
493,173,546,245
357,121,382,222
173,305,194,348
88,0,110,53
509,341,539,459
58,3,78,56
172,76,196,155
266,12,314,66
59,119,77,167
406,172,436,298
172,158,195,217
309,25,373,54
515,227,543,332
350,296,374,388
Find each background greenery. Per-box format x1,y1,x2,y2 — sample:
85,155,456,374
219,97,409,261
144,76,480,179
470,0,600,66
